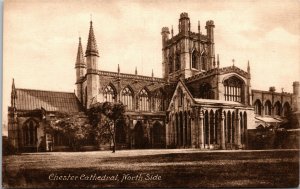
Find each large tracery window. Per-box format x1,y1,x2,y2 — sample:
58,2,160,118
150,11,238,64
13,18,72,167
168,56,173,74
254,100,262,115
23,119,38,146
192,51,198,69
139,89,150,111
224,76,244,102
121,87,133,110
199,83,214,99
153,90,163,111
264,100,272,115
175,53,180,71
103,85,116,103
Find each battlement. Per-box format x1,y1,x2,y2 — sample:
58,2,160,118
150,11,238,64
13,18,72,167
206,20,215,26
161,27,170,34
180,12,189,19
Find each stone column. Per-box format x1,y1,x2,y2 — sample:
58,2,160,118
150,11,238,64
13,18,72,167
213,115,216,145
220,113,226,149
187,114,191,147
165,117,169,147
191,111,196,148
236,114,241,148
182,114,186,147
207,113,210,149
172,115,176,146
199,111,204,149
174,115,178,146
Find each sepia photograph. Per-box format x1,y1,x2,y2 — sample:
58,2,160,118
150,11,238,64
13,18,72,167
2,0,300,188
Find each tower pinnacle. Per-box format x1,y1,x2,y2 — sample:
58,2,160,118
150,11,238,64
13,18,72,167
11,78,17,107
85,21,99,57
75,37,85,66
247,60,250,73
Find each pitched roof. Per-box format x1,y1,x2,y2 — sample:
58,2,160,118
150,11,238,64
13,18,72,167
14,88,82,112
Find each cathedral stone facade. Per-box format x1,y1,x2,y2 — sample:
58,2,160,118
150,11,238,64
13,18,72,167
8,13,299,152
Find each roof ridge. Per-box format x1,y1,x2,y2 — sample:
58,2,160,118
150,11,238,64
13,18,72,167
16,88,75,94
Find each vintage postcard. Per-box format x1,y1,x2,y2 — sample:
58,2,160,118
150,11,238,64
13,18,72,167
2,0,299,188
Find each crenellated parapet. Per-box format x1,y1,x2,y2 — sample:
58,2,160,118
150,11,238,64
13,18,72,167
86,69,166,83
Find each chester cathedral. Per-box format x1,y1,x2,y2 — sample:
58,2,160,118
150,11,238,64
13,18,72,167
8,13,300,152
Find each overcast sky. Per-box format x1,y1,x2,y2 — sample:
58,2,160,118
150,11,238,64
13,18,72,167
2,0,300,125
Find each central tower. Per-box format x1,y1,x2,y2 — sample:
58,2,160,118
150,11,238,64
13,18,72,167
161,12,216,81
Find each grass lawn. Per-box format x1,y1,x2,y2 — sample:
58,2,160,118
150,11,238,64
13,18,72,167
2,149,299,188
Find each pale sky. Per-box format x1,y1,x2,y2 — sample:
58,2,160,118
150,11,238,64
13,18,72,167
2,0,300,125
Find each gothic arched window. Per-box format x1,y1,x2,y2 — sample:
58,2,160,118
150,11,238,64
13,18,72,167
201,55,207,70
103,85,116,103
192,51,198,69
168,56,173,74
254,100,262,115
282,102,291,117
121,87,133,110
139,88,150,111
153,90,163,111
274,101,281,116
199,83,214,99
224,76,244,102
23,120,37,146
264,100,272,115
175,53,180,71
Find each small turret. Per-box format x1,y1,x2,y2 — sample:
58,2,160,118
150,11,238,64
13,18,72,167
75,37,86,103
75,37,86,79
179,12,190,35
205,20,215,42
161,27,170,48
293,81,300,111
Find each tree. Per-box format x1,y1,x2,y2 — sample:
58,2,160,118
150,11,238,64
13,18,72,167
87,102,126,153
280,110,299,129
45,112,93,151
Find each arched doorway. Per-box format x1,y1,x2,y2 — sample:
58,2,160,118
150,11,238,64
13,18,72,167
116,120,126,145
134,121,147,149
152,121,165,148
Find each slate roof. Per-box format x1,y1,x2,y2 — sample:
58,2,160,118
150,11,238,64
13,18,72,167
14,88,81,112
